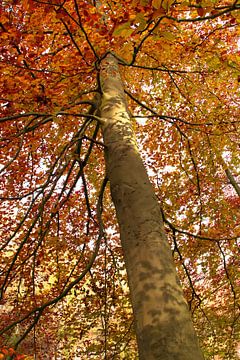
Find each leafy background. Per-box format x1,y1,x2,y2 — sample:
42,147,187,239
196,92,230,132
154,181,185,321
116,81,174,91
0,0,239,358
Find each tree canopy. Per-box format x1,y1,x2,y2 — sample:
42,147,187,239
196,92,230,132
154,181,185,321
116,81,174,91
0,0,240,358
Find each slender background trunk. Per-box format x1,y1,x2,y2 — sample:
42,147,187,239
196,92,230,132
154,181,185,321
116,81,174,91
99,53,204,360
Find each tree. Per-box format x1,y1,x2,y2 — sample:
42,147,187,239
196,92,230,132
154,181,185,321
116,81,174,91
0,0,239,359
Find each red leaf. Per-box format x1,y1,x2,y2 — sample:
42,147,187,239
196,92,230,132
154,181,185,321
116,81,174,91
197,7,205,16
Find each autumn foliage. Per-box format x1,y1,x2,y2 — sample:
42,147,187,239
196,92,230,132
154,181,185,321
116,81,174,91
0,0,239,358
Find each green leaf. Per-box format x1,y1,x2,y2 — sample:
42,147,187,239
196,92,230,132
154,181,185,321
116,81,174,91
113,22,134,37
135,13,147,31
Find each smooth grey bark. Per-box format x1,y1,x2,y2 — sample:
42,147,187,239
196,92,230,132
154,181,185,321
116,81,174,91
99,53,204,360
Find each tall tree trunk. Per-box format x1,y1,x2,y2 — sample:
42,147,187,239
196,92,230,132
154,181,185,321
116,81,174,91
99,53,204,360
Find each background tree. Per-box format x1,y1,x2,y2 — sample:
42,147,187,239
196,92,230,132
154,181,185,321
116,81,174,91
0,0,239,359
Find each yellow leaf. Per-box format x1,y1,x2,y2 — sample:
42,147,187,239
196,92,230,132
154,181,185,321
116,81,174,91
161,31,175,41
162,0,175,11
152,0,162,9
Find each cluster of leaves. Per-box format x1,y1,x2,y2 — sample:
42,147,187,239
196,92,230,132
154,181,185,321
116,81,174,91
0,0,239,358
0,346,27,359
